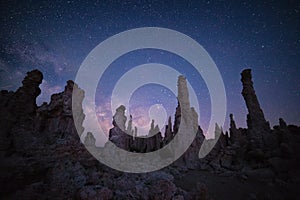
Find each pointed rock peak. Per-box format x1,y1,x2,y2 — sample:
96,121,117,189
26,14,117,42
126,114,133,135
13,70,43,114
84,132,96,147
229,113,234,121
177,75,188,92
177,75,190,109
149,119,160,136
225,131,229,136
134,126,137,137
240,68,267,122
214,123,222,137
168,116,172,127
67,80,74,86
279,118,287,129
241,69,252,82
168,116,171,122
63,80,78,95
178,75,186,81
229,113,237,129
116,105,126,113
165,116,173,141
22,69,43,87
150,119,155,130
66,80,74,88
112,105,127,131
215,123,220,131
191,107,199,129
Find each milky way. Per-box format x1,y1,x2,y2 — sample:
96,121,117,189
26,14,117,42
1,0,299,134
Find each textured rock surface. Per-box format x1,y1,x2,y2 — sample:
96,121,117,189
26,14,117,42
0,70,43,153
1,69,300,199
241,69,275,150
84,132,96,147
198,69,300,177
0,70,197,200
35,80,85,145
107,75,204,170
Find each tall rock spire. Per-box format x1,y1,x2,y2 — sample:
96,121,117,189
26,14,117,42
241,69,271,149
126,114,133,136
177,75,190,110
173,75,193,134
84,132,96,147
229,113,237,132
15,69,43,114
164,116,173,144
0,70,43,151
112,105,127,131
241,69,268,128
229,113,241,145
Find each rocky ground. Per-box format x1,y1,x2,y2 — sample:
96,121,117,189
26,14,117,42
0,69,299,199
175,169,300,200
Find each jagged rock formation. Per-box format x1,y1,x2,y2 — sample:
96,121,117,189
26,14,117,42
84,132,96,147
199,69,300,181
0,70,43,153
241,69,276,150
241,69,269,129
107,75,204,169
112,105,127,131
0,68,300,199
126,114,134,136
171,76,204,169
0,71,90,199
35,80,85,145
108,106,164,153
0,70,197,199
109,105,131,150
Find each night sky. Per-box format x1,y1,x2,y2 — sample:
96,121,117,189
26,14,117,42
1,0,299,137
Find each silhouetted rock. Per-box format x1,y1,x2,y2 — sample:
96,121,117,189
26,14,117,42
112,105,127,131
241,69,274,150
109,125,131,150
0,70,43,152
1,70,198,200
279,118,287,130
229,114,238,143
1,68,300,199
106,75,204,171
108,106,163,153
196,69,300,177
84,132,96,147
35,80,85,145
164,116,173,144
126,114,134,136
171,76,204,169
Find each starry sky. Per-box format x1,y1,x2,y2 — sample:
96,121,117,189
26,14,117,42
1,0,299,136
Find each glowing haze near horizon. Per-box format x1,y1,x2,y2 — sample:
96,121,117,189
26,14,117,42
1,1,299,139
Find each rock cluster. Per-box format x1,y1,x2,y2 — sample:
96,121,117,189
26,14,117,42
198,69,300,183
0,70,43,153
106,75,204,169
108,107,164,153
241,69,277,150
0,70,202,199
0,68,299,199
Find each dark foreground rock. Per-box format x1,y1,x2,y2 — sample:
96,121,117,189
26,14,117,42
0,69,299,199
0,70,201,200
